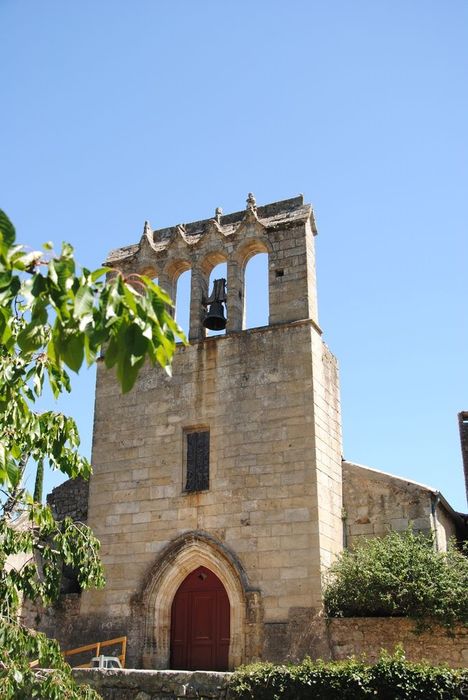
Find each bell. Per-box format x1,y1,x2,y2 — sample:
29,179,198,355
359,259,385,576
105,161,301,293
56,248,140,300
203,300,227,331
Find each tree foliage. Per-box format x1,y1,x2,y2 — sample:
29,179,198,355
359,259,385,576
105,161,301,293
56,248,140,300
0,210,185,697
324,529,468,631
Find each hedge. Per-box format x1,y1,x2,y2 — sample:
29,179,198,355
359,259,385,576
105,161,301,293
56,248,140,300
323,529,468,631
229,650,468,700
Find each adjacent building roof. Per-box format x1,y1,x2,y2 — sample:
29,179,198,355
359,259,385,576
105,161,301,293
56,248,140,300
458,411,468,507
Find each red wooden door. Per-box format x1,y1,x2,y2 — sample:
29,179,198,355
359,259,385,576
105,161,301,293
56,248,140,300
170,566,230,671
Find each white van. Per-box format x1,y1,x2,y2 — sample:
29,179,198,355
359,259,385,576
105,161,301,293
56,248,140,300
90,655,122,670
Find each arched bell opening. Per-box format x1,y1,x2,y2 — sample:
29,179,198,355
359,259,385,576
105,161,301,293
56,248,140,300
163,259,191,334
200,252,228,338
236,240,270,330
170,566,230,671
244,253,269,329
175,269,192,339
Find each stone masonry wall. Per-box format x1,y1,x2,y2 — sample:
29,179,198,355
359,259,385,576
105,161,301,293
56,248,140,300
343,461,433,547
311,341,343,571
21,594,91,655
342,461,461,550
47,476,89,522
246,615,468,669
73,669,231,700
79,319,342,668
327,618,468,668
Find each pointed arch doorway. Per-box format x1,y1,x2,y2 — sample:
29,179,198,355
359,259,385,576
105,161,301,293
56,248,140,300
170,566,230,671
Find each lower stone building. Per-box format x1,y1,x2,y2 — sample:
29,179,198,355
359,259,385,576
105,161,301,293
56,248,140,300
343,460,467,551
34,195,467,669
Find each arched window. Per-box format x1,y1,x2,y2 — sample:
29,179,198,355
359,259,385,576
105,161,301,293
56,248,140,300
206,261,227,336
244,253,269,329
175,268,192,339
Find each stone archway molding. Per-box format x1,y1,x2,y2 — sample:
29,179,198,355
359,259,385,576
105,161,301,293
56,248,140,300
137,530,261,670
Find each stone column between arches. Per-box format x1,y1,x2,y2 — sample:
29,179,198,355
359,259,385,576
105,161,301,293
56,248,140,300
139,533,263,670
189,267,208,341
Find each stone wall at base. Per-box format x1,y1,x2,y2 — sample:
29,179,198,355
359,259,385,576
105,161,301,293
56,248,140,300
327,618,468,668
253,614,468,668
72,669,231,700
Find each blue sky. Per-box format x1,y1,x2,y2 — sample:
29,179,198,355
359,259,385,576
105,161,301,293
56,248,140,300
1,1,467,511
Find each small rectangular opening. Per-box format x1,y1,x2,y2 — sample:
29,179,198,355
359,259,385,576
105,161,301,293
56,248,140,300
275,269,284,278
183,428,210,492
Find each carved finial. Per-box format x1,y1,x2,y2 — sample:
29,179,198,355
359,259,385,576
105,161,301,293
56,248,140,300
215,207,223,223
246,193,257,212
143,220,152,237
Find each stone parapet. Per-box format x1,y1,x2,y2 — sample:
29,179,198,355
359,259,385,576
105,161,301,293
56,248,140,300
72,668,231,700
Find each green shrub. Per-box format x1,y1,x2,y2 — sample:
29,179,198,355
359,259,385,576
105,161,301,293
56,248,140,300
229,650,468,700
323,529,468,630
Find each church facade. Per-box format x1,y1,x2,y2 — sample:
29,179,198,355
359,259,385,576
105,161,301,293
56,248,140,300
41,195,466,670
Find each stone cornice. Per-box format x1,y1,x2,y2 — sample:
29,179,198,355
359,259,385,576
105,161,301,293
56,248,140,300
106,195,316,266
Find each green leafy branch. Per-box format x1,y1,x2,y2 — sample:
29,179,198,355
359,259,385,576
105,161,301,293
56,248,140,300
0,208,185,501
0,209,185,698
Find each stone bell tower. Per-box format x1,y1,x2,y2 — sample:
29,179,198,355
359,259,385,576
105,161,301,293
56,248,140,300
82,194,343,669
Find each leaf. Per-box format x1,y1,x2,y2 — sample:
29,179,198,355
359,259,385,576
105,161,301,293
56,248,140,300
74,284,94,317
125,321,148,361
0,209,16,246
90,266,110,282
17,323,46,354
47,259,58,286
62,332,84,372
53,257,75,291
117,353,144,393
31,273,47,298
31,298,48,325
33,364,45,396
6,460,21,488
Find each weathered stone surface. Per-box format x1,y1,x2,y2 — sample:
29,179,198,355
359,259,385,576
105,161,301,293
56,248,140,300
72,669,231,700
342,461,465,550
255,615,468,668
326,617,468,668
47,476,89,522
